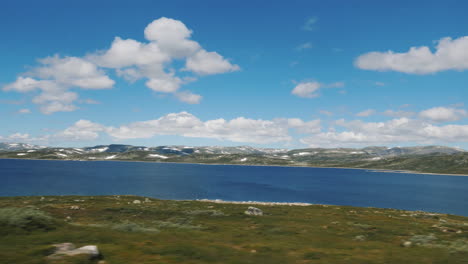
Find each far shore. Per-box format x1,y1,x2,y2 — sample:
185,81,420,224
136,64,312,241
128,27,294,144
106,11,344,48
1,157,467,177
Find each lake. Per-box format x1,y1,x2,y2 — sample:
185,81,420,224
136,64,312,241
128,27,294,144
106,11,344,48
1,159,467,216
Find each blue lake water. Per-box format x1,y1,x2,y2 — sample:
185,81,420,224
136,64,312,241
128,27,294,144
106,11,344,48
1,159,467,216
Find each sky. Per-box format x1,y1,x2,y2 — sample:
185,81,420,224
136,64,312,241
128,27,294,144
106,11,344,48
0,0,467,149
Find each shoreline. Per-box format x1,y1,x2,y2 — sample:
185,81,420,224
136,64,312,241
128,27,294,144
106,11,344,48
1,157,467,177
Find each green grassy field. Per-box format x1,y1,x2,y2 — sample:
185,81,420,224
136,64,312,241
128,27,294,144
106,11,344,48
1,195,467,264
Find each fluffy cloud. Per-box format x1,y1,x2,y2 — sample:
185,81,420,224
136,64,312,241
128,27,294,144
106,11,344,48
356,109,376,117
56,120,106,141
291,81,344,98
419,107,467,122
91,17,239,95
106,112,298,143
300,117,468,147
3,56,114,114
39,112,319,145
175,91,202,104
3,109,468,148
355,36,468,74
291,82,321,98
383,109,415,118
185,50,240,75
3,17,239,113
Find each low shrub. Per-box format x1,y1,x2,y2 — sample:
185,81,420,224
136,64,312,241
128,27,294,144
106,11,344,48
112,221,159,233
0,207,56,231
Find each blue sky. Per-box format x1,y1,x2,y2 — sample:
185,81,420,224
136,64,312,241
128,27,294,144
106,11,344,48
1,0,467,149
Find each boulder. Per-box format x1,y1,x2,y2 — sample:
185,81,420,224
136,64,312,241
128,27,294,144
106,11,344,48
47,243,100,260
244,206,263,216
402,241,412,247
133,200,142,204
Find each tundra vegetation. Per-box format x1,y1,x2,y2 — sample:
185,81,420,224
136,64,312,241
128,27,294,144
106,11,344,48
0,195,467,263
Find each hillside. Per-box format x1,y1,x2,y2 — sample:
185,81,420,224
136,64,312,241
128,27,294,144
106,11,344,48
0,195,467,263
0,143,466,175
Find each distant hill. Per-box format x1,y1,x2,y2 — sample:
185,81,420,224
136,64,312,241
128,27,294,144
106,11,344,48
0,142,466,174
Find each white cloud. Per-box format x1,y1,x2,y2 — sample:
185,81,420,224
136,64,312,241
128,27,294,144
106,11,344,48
89,37,169,68
355,36,468,74
3,56,114,114
291,81,344,98
302,17,318,31
419,107,467,122
296,42,313,51
106,112,295,143
39,112,319,145
185,50,240,75
56,120,106,141
17,108,31,114
91,17,239,99
383,109,415,118
292,82,321,98
144,17,200,58
356,109,376,117
4,17,240,112
319,110,333,116
175,91,202,104
7,133,30,140
300,117,468,147
146,76,182,93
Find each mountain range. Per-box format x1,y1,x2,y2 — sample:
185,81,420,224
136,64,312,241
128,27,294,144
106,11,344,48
0,143,466,175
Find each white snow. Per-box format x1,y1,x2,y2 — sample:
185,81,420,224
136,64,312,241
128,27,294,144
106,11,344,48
17,153,27,156
370,157,382,160
27,150,36,153
88,157,96,160
89,147,108,153
105,155,117,160
240,158,248,162
55,153,68,157
147,154,168,159
293,152,316,156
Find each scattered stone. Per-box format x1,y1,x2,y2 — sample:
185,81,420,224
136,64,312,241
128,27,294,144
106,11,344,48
402,241,412,247
144,198,151,203
69,206,80,210
40,197,45,201
250,249,257,253
456,230,462,234
354,235,366,241
47,243,100,260
133,200,142,204
65,216,72,221
244,206,263,216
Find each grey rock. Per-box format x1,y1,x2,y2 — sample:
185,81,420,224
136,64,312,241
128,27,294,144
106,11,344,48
48,243,100,260
244,206,263,216
402,241,412,247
